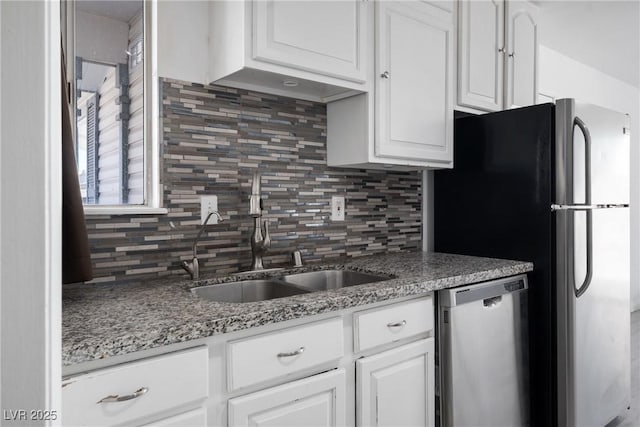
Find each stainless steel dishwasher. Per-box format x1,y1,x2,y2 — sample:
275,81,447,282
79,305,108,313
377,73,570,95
438,274,529,427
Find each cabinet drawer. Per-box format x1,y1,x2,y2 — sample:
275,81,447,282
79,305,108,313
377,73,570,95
227,317,344,391
354,297,433,352
62,347,208,426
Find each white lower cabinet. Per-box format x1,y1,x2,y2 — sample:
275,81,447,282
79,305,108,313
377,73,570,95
225,297,435,426
357,339,435,427
354,297,433,353
61,347,208,427
227,317,344,391
141,408,206,427
228,369,347,427
63,295,436,427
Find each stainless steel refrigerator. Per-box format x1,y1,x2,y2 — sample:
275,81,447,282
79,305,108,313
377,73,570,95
434,99,630,427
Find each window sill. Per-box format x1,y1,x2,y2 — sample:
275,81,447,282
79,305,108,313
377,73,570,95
83,206,169,216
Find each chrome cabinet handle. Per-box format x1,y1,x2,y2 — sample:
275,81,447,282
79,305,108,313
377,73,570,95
508,52,515,58
498,47,505,53
380,71,390,79
97,387,149,404
277,347,305,358
387,320,407,328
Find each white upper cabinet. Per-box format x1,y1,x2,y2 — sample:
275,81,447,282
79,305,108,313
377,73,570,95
505,0,539,109
209,0,369,102
376,1,454,164
156,1,210,85
457,0,504,111
456,0,539,112
327,1,454,170
253,1,366,83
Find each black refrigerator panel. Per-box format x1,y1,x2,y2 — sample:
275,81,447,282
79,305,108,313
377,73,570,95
434,104,556,427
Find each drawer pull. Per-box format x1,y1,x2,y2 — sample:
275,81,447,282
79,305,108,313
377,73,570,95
97,387,149,404
387,320,407,328
277,347,305,358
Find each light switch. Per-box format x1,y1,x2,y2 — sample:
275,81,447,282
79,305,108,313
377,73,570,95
331,196,345,221
200,195,219,225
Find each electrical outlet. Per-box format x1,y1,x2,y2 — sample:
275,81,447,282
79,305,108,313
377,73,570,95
200,195,219,225
331,196,345,221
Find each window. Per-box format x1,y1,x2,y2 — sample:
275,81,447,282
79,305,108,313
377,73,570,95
68,0,162,213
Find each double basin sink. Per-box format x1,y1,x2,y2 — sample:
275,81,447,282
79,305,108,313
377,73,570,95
192,269,389,304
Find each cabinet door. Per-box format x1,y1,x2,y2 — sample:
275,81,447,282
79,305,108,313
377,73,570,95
228,369,346,427
504,0,539,109
457,0,504,111
357,338,435,427
141,408,206,427
375,1,453,165
253,0,367,83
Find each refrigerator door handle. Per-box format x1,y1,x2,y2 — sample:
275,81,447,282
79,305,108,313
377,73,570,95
574,116,592,204
574,209,593,298
551,203,629,211
573,116,593,298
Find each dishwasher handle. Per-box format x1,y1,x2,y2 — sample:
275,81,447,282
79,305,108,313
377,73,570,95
483,295,502,307
438,275,528,307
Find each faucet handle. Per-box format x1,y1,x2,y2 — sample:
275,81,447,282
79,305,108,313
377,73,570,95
262,219,271,248
181,258,199,280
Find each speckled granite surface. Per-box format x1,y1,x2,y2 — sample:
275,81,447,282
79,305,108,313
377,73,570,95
62,252,533,366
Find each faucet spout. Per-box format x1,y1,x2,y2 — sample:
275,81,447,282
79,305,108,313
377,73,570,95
192,210,223,258
181,210,223,280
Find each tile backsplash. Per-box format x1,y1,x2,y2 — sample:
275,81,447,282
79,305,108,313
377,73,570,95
84,79,422,285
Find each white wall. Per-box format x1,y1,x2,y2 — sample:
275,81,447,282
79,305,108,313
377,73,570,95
0,1,3,412
539,45,640,311
1,1,61,423
537,1,639,89
76,10,128,65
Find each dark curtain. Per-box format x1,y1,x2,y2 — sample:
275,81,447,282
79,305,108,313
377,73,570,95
62,57,93,284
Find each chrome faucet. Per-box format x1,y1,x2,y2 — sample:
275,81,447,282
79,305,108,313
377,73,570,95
249,172,271,270
181,210,223,280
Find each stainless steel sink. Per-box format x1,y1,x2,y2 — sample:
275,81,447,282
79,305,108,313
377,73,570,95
192,269,390,303
281,269,389,291
192,279,309,303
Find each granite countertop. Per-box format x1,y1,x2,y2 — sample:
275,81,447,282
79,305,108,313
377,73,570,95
62,251,533,366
